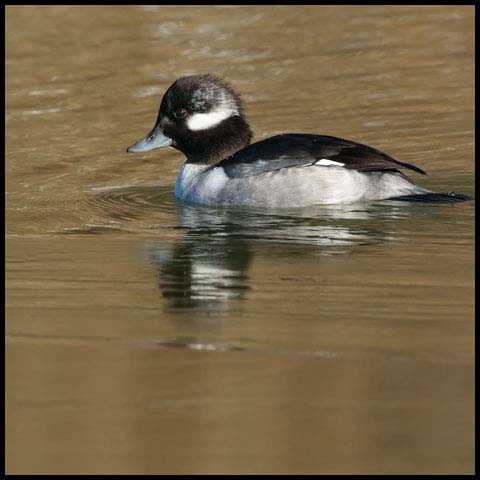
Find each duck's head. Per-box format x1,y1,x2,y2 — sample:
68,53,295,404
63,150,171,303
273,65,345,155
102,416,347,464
127,74,252,164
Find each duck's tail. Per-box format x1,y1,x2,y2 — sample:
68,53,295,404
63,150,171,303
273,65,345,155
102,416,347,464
390,191,474,203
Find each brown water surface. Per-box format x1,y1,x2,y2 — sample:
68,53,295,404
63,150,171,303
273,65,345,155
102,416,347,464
6,5,474,474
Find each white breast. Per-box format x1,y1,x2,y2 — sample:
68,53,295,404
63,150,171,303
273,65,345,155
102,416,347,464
175,163,229,203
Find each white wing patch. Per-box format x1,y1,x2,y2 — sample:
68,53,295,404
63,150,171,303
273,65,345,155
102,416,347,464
314,159,345,167
187,107,237,131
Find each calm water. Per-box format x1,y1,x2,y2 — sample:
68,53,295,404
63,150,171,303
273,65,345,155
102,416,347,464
6,5,474,474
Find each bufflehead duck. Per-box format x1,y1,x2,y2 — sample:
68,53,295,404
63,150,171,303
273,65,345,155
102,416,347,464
127,74,470,207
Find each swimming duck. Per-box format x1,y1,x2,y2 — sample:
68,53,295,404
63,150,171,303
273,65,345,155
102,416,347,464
127,74,469,207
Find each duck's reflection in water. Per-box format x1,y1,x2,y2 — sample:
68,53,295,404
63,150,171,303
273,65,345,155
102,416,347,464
144,200,409,311
147,235,252,310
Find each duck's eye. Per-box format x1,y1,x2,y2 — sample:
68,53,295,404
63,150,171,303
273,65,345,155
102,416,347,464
173,108,187,119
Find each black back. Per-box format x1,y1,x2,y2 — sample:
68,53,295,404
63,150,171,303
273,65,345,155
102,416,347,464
219,134,426,178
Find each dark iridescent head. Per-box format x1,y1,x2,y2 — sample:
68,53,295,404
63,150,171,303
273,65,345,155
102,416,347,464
127,74,252,164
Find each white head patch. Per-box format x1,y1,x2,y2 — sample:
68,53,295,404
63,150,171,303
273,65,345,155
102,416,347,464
187,106,238,131
187,82,239,131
